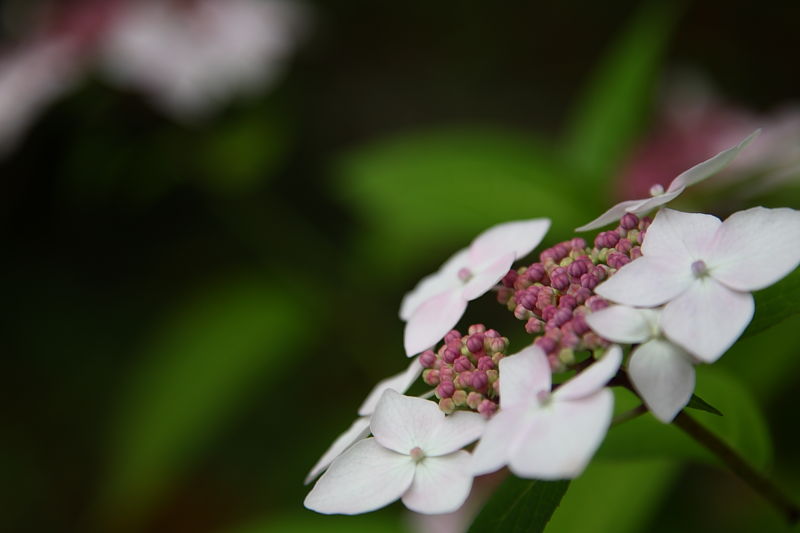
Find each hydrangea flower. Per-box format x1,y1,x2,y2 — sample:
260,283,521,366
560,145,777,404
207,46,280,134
401,219,551,356
304,389,486,515
586,305,695,422
471,344,621,479
575,130,759,232
304,358,422,484
595,207,800,362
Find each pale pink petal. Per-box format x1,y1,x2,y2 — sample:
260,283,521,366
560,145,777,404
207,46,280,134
708,207,800,292
498,345,551,407
304,438,415,515
554,345,622,401
358,359,424,416
425,411,486,456
508,390,614,480
667,130,759,191
468,218,550,266
585,306,658,344
402,451,474,514
304,417,372,484
404,289,468,356
642,209,721,260
400,248,470,320
462,252,515,301
470,407,527,476
628,187,684,215
661,278,755,363
370,390,444,455
628,339,695,423
595,256,693,307
575,199,651,232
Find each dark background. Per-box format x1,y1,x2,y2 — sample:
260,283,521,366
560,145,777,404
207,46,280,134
2,1,799,532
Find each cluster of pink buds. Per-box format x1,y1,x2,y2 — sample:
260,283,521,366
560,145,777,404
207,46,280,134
497,214,652,370
419,324,509,417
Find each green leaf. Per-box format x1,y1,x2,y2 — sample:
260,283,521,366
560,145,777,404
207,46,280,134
599,366,772,470
547,459,679,533
743,267,800,338
686,394,723,416
98,277,306,527
338,128,584,275
468,477,569,533
562,1,680,185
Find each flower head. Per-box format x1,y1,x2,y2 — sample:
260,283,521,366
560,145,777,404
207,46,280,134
304,390,485,515
402,219,550,356
575,131,759,232
586,305,696,422
470,344,621,480
595,207,800,362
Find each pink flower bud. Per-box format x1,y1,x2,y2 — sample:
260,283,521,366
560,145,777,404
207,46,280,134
535,336,557,354
452,390,467,406
468,324,487,335
478,399,498,418
570,237,587,250
454,356,473,372
551,272,570,291
517,290,537,310
439,367,454,382
466,333,485,354
615,238,632,253
552,307,573,327
541,305,558,321
525,317,545,334
630,246,643,259
419,350,437,368
423,369,440,386
621,212,639,230
501,269,518,287
572,313,590,335
467,391,484,410
471,370,489,391
444,330,462,344
580,272,599,289
436,381,455,399
477,356,496,371
558,294,577,309
574,287,592,304
443,347,460,364
567,260,589,278
594,230,620,249
526,263,546,283
438,398,455,413
587,296,609,312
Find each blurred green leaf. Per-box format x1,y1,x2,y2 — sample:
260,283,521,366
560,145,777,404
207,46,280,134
686,394,723,416
599,366,771,470
743,268,800,338
468,477,569,533
99,277,306,526
225,513,408,533
199,107,290,195
547,459,679,533
338,128,584,275
562,1,679,186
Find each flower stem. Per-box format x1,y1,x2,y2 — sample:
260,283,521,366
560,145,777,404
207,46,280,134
611,404,648,427
673,411,800,525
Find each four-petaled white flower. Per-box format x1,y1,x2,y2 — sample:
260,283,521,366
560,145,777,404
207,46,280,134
304,389,486,515
575,130,759,232
586,305,696,422
304,358,422,484
471,344,621,479
596,207,800,362
401,219,551,356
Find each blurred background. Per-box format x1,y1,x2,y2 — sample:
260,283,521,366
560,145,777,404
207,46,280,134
1,0,799,532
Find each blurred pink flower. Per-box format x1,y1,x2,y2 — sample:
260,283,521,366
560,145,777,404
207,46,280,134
100,0,307,119
621,79,800,200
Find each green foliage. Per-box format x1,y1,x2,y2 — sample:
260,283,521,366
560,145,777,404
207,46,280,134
744,267,800,338
98,277,306,526
562,1,679,187
468,477,569,533
338,128,585,275
547,459,679,533
686,394,723,416
599,367,772,470
224,513,408,533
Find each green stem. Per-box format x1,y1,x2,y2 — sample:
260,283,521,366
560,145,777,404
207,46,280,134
611,404,647,427
673,411,800,525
